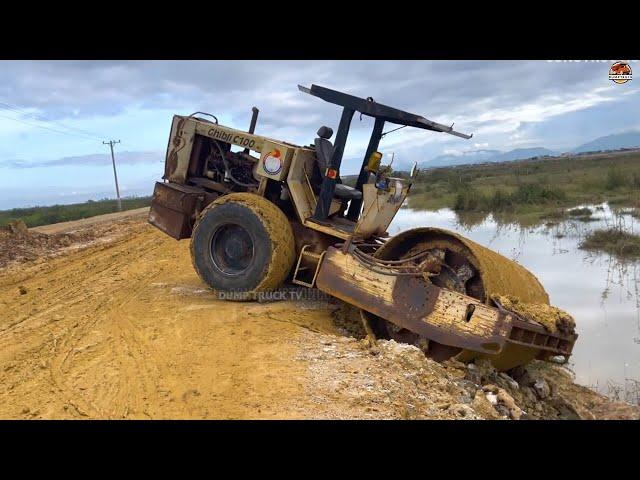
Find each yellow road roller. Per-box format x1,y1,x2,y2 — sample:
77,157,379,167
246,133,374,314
148,84,577,370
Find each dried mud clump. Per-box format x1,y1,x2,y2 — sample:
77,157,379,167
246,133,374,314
492,294,576,334
0,220,93,268
0,217,147,270
331,301,367,339
295,325,639,420
444,358,640,420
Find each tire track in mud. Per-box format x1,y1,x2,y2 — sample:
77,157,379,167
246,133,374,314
0,231,150,338
0,224,171,418
0,230,154,339
0,217,354,419
45,231,170,418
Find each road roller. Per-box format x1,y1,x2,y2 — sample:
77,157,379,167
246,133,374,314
148,83,577,370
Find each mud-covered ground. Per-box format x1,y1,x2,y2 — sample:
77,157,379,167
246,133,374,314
0,210,638,420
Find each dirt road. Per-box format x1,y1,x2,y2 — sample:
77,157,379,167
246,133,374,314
30,207,150,235
1,212,637,419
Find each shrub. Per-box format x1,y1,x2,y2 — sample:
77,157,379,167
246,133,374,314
454,187,483,211
605,166,628,190
580,228,640,258
511,184,566,204
568,207,592,217
488,188,512,210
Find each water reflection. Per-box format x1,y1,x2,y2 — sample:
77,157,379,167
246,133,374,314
390,203,640,398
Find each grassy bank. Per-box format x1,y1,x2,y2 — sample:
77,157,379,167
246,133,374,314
0,196,152,228
407,151,640,224
580,228,640,259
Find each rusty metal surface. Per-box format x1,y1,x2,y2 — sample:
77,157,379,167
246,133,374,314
316,246,576,369
316,247,511,355
508,317,577,355
456,315,578,371
148,202,189,240
165,116,196,184
148,182,208,240
364,227,571,369
391,275,437,320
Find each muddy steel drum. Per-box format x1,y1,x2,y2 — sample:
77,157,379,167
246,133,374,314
363,227,551,369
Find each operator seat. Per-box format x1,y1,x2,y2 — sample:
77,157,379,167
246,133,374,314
313,126,362,201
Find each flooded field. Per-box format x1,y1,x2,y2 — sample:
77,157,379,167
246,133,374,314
390,204,640,399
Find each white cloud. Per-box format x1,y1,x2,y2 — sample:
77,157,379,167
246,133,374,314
1,60,639,207
443,148,463,156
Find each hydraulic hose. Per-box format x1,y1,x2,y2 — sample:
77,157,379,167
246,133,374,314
211,140,259,189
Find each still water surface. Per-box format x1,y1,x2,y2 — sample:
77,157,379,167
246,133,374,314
389,204,640,393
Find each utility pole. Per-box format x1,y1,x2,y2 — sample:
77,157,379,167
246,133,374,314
103,140,122,211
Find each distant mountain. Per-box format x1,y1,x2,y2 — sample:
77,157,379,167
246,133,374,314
416,131,640,169
572,131,640,153
423,149,501,168
421,148,555,168
491,148,557,162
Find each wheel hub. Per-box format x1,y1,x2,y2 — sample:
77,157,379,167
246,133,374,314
210,224,254,276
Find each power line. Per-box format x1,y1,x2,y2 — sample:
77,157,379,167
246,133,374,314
0,101,104,141
0,111,99,142
0,101,104,139
0,104,128,209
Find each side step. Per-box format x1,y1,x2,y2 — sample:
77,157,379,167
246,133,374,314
292,245,326,288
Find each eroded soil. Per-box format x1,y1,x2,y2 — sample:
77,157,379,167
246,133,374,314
0,211,637,419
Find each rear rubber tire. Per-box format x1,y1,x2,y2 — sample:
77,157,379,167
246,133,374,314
190,193,296,300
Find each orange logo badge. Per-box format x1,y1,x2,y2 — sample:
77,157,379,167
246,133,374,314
609,61,632,84
263,149,282,175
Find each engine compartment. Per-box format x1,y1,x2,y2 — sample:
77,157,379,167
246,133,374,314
188,135,260,189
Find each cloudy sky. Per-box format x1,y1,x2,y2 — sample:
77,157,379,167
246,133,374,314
0,60,638,209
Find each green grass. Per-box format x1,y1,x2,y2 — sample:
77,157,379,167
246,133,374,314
580,228,640,259
568,207,593,217
452,184,566,213
0,196,152,228
407,150,640,224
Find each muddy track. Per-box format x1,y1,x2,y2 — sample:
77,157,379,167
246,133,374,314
0,218,350,419
1,225,167,418
1,214,637,419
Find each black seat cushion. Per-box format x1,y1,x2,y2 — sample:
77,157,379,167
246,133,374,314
314,137,333,172
333,183,362,200
312,126,362,202
317,126,333,139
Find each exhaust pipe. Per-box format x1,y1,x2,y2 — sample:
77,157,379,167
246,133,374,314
244,107,259,154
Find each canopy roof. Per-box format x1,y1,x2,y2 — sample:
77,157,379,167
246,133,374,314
298,84,472,139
